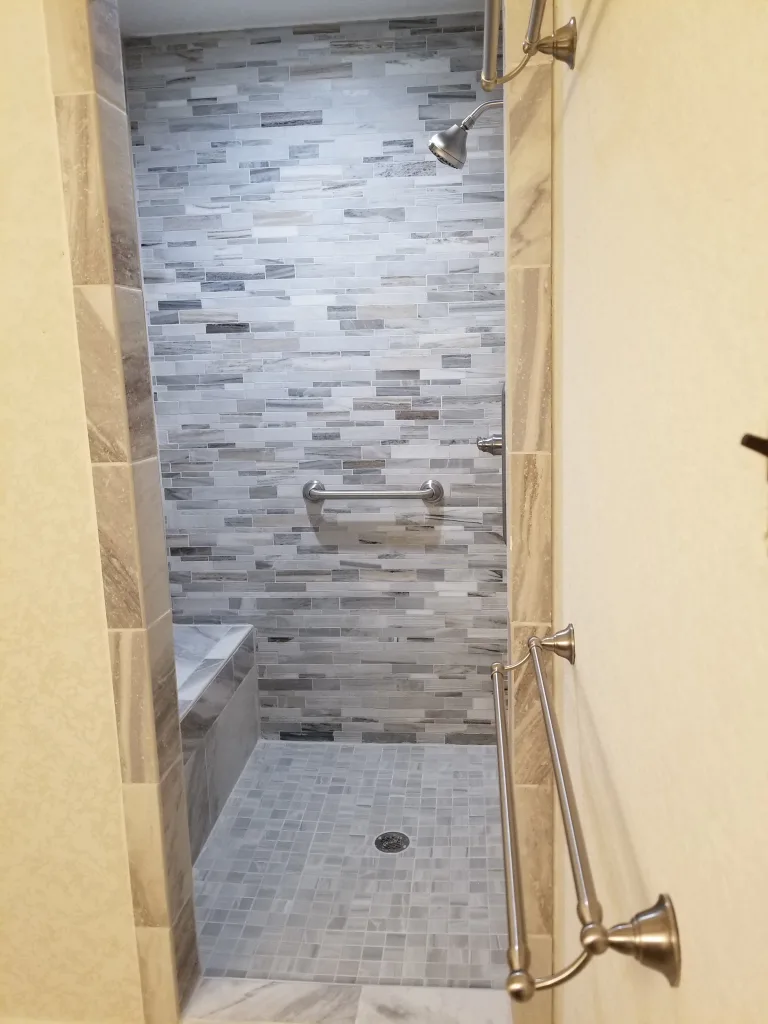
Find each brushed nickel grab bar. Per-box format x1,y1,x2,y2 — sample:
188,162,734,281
302,479,444,504
490,626,682,1004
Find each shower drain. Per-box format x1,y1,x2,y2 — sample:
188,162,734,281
374,831,410,853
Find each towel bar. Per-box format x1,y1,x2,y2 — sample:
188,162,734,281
490,626,681,1003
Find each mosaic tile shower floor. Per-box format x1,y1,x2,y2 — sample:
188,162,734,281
194,741,507,988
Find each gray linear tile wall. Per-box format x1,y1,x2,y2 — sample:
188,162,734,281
125,14,506,743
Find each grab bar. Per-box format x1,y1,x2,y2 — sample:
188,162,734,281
302,479,444,504
490,626,681,1004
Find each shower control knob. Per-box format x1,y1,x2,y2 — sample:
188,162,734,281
477,434,503,455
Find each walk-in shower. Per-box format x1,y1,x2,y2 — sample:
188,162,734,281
128,10,509,991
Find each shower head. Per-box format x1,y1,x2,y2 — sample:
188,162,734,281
428,123,468,169
427,99,502,169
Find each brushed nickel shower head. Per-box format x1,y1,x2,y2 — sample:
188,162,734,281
427,99,502,169
428,123,469,169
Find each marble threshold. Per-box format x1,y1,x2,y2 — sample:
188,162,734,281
184,977,511,1024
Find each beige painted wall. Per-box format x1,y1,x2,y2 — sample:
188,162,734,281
0,3,145,1020
553,1,768,1021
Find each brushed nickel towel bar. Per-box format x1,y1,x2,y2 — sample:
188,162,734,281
480,0,578,92
302,479,444,504
490,626,681,1003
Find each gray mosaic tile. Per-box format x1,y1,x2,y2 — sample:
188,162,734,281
194,740,506,988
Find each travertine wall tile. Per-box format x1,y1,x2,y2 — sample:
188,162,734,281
160,757,195,925
55,91,112,284
92,461,143,627
148,610,183,778
43,0,95,95
98,94,142,287
506,268,551,452
115,285,157,460
110,626,159,782
514,935,553,1024
516,782,554,934
504,64,551,267
136,925,180,1024
173,895,201,1007
511,622,552,785
121,765,193,931
74,283,131,462
133,456,173,624
88,0,126,109
123,781,170,927
508,453,552,621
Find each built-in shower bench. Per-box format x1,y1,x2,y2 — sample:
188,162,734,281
173,624,259,861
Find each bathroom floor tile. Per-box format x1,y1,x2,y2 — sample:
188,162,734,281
194,741,506,988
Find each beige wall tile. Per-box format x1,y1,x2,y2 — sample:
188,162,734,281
506,268,551,453
504,65,552,267
110,627,160,783
133,457,173,624
88,0,126,109
173,895,201,1009
115,285,157,461
516,783,553,934
74,283,131,463
43,0,95,95
98,95,141,288
511,623,552,785
508,454,552,621
160,758,195,926
513,935,553,1024
148,611,183,780
529,932,553,978
136,925,181,1024
92,461,143,627
55,91,112,285
123,782,171,927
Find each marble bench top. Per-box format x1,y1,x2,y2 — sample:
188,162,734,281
174,624,254,717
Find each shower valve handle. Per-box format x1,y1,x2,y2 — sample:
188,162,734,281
477,434,503,455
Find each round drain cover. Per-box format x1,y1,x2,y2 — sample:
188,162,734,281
374,831,410,853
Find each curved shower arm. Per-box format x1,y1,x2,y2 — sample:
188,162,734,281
459,99,504,131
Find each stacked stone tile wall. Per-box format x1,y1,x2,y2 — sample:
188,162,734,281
126,14,506,742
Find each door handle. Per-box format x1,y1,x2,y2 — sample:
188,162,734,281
477,433,503,455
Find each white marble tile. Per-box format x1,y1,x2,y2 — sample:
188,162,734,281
184,978,362,1024
173,623,253,697
356,985,512,1024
